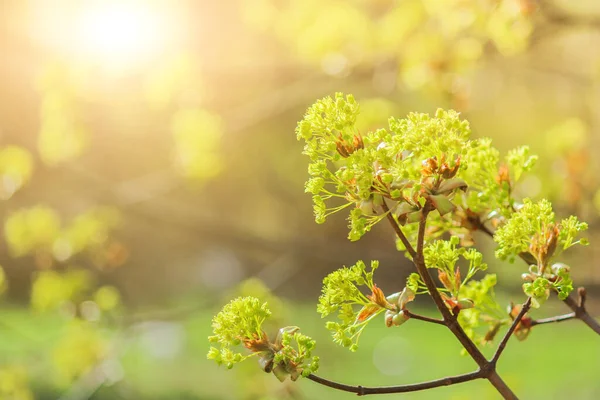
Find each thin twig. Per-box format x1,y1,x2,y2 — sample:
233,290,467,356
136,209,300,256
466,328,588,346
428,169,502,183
491,298,532,364
380,200,416,259
404,309,445,325
561,294,600,334
307,370,483,395
531,312,576,326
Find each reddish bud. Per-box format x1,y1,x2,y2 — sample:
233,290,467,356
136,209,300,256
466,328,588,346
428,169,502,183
496,164,511,190
357,304,381,323
484,322,502,343
454,268,462,290
508,303,532,341
438,270,454,291
367,284,391,308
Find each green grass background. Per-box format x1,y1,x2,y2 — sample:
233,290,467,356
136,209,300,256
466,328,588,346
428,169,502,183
1,300,598,400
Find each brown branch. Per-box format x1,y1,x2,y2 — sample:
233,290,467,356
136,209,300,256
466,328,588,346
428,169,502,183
491,298,532,364
386,206,518,399
404,309,445,325
306,370,483,396
531,312,576,326
380,200,416,259
411,206,488,366
561,292,600,334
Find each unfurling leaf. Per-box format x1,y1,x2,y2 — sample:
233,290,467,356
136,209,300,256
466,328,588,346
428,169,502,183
436,178,468,194
357,304,381,322
428,194,456,216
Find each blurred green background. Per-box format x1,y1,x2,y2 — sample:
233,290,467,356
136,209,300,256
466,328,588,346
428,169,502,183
0,0,599,398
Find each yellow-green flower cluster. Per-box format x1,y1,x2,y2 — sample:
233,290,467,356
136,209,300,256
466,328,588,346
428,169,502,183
494,199,588,263
297,93,540,243
272,330,319,380
318,260,382,351
424,236,487,298
208,297,271,369
494,199,587,307
207,297,319,380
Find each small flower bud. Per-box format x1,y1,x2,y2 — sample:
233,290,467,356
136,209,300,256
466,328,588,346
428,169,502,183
353,133,364,150
258,354,274,373
290,368,301,381
551,263,570,274
367,284,390,308
528,265,539,275
456,299,474,310
385,310,409,327
359,199,375,216
441,156,461,179
272,364,289,382
484,322,502,343
521,273,534,282
397,287,415,309
454,267,461,290
496,163,511,189
385,292,400,305
421,157,438,176
438,270,454,291
392,310,410,326
385,310,395,327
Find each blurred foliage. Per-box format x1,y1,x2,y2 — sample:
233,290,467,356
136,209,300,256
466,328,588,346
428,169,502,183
0,265,6,296
4,205,122,268
0,366,33,400
0,146,34,200
30,269,92,312
171,108,223,180
242,0,532,91
4,206,61,257
52,321,109,384
36,64,89,165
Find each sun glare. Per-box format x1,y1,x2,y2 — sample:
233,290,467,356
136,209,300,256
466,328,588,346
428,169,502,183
75,2,167,71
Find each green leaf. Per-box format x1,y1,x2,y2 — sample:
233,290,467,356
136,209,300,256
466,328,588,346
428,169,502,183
436,178,467,194
428,194,456,216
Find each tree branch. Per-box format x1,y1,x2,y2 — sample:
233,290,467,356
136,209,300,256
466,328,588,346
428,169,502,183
531,312,576,326
306,370,483,396
386,206,518,399
404,309,445,325
491,298,532,364
561,292,600,334
411,207,488,367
